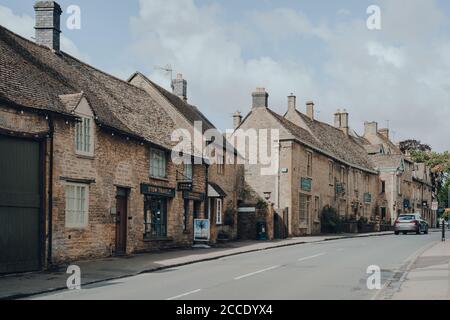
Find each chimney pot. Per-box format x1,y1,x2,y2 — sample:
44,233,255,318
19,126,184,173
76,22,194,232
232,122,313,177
34,1,62,52
252,88,269,109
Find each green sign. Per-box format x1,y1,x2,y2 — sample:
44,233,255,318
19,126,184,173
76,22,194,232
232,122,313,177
336,183,345,195
301,178,312,192
364,193,372,204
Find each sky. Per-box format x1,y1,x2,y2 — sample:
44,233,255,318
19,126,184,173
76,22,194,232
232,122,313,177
1,0,450,151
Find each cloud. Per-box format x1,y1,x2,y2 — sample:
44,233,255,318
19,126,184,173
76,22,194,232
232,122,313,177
127,0,450,151
0,5,88,61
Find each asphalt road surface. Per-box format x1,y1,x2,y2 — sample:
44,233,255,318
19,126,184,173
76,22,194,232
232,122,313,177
33,232,440,300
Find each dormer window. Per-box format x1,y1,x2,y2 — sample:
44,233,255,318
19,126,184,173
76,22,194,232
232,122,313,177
75,116,94,156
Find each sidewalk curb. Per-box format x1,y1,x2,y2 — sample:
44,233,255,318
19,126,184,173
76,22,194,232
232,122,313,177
373,240,440,300
4,232,393,300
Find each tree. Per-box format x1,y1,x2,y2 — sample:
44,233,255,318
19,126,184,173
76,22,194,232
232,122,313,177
409,150,450,204
399,139,431,154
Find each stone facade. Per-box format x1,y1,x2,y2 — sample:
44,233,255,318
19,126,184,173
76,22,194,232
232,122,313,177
234,90,380,237
0,99,208,266
128,72,245,243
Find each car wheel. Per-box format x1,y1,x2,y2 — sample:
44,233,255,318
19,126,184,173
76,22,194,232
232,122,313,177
424,228,429,235
403,232,408,235
395,231,400,235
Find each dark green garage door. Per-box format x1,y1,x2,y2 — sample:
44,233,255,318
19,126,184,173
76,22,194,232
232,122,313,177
0,135,42,274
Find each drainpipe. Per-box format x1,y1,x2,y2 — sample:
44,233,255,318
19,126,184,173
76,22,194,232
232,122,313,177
47,116,54,267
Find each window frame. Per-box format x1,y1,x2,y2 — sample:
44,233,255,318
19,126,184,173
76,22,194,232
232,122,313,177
75,116,94,157
328,161,334,185
184,163,193,181
216,198,223,225
65,182,89,229
299,194,310,225
150,148,167,179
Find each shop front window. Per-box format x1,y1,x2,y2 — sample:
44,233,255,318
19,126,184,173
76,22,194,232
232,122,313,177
144,197,168,238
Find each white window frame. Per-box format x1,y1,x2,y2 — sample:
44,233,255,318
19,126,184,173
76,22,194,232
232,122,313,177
216,198,223,225
75,116,94,157
184,163,193,181
65,183,89,229
150,148,167,179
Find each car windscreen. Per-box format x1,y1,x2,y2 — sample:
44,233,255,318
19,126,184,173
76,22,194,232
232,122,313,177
398,215,416,221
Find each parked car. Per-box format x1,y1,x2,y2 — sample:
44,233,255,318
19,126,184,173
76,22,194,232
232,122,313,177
394,214,429,235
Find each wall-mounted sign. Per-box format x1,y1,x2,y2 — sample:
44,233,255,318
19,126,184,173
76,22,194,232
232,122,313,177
422,201,429,208
301,178,312,192
403,198,410,209
432,201,439,211
140,184,175,198
194,219,210,242
364,193,372,204
177,181,193,192
336,183,345,195
183,191,205,201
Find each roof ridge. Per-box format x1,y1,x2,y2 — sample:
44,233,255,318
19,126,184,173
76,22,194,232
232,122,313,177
129,72,217,130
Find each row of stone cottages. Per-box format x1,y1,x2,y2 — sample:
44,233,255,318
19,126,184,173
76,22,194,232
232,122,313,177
0,1,434,274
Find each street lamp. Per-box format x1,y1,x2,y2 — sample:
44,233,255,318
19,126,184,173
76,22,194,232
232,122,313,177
263,192,272,202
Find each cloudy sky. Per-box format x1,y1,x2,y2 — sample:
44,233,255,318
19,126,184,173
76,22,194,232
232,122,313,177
1,0,450,151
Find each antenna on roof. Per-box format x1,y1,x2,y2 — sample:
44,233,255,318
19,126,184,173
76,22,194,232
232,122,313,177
154,64,174,87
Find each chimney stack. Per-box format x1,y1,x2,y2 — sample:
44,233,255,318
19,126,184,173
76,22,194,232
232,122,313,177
233,111,242,129
34,1,62,52
252,88,269,109
334,109,349,135
364,121,378,136
287,94,296,113
306,101,315,121
172,73,188,101
378,128,390,140
340,109,349,135
334,109,342,128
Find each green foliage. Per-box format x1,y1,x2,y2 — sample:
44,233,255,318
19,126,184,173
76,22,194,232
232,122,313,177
410,150,450,202
320,206,342,234
399,140,431,153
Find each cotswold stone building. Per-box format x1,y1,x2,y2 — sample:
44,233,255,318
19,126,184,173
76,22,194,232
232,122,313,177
360,122,435,226
234,89,380,236
0,2,210,274
128,72,245,243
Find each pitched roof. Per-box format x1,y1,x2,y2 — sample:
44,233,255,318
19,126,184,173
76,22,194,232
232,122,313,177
0,25,177,150
369,154,403,170
291,111,376,172
128,72,215,132
128,72,238,155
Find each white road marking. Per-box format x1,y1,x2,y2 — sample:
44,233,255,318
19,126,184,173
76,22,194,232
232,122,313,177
234,266,281,280
166,289,201,300
298,253,326,262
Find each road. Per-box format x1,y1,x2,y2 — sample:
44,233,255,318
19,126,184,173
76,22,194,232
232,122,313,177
33,232,440,300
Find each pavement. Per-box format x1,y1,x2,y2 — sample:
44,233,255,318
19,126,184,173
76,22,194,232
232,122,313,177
0,231,392,300
30,231,442,300
387,231,450,300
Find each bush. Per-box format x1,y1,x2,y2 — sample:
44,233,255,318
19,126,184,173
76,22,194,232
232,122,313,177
320,206,342,234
